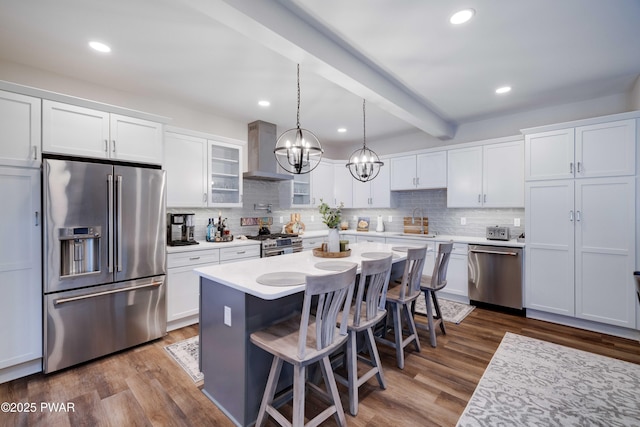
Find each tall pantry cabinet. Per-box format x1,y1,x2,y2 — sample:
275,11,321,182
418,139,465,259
0,90,42,383
524,117,637,329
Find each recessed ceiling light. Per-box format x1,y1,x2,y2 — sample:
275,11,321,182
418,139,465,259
89,41,111,53
337,128,347,133
258,100,270,107
450,9,475,25
495,86,512,94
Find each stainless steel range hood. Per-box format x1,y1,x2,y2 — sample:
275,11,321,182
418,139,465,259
244,120,293,181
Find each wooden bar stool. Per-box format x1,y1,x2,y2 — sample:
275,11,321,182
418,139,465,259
375,246,427,369
335,255,393,416
250,265,357,427
416,242,453,347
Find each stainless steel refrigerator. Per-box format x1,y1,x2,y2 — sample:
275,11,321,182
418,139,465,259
43,157,167,373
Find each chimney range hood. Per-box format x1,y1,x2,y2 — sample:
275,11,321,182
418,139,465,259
243,120,293,181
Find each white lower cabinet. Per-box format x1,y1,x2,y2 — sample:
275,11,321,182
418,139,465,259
438,242,469,301
166,244,260,330
302,236,325,251
356,235,386,243
167,249,220,331
525,177,636,328
219,245,260,264
0,167,42,383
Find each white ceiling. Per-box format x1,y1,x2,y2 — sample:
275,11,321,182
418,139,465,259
0,0,639,150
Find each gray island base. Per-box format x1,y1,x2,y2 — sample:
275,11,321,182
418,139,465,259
200,278,303,426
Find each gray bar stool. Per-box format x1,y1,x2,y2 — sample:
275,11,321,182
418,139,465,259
416,242,453,347
335,254,393,416
250,265,357,427
375,246,428,369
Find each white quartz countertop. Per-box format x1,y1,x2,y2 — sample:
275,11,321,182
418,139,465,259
299,230,525,248
194,242,409,300
167,239,261,254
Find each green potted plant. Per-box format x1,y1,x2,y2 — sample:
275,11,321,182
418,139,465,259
318,199,343,252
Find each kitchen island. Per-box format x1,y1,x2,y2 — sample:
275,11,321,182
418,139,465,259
194,242,411,427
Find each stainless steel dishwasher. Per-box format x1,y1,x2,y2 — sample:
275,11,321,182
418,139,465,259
468,245,523,310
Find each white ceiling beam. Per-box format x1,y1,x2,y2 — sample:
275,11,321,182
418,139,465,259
180,0,456,139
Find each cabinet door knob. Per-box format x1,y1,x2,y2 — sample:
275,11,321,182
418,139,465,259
569,210,574,222
104,139,109,152
112,140,116,153
478,194,481,203
577,162,582,173
569,162,574,174
576,210,581,222
483,194,487,203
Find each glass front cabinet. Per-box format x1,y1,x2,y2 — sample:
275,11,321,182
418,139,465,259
292,164,311,206
208,140,243,206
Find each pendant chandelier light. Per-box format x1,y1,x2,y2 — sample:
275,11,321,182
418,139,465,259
346,99,383,182
274,64,323,174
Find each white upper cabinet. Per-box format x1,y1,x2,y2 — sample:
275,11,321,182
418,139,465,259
0,90,41,168
333,163,353,208
109,114,163,164
165,132,208,207
482,141,525,207
352,161,390,208
311,161,334,208
291,161,334,208
208,140,243,206
447,146,483,207
525,119,635,181
575,120,636,178
390,151,447,190
43,100,163,165
164,130,244,207
447,141,524,208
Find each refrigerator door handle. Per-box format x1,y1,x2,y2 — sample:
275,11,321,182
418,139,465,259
107,174,114,273
54,281,163,305
116,175,123,272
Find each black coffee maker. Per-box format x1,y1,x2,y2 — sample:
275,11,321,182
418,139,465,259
167,213,199,246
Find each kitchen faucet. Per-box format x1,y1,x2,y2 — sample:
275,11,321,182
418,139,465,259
412,207,425,234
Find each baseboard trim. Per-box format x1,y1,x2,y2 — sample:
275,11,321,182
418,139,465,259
527,309,640,341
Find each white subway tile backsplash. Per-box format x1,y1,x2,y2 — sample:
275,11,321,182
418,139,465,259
169,181,525,239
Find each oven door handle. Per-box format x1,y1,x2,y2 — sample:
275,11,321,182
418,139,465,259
54,281,162,305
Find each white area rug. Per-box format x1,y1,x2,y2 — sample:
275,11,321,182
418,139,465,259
164,336,203,383
414,296,475,324
457,332,640,426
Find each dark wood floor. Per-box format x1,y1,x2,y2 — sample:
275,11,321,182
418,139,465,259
2,307,640,427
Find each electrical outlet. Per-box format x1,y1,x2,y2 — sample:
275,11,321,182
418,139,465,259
461,217,467,225
514,218,521,227
224,306,232,327
388,216,393,223
279,216,283,224
353,215,357,221
310,215,314,222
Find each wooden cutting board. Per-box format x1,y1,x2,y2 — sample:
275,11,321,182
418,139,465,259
403,217,428,234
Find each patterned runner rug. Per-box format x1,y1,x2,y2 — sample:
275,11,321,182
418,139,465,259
457,332,640,426
164,336,203,383
414,296,475,324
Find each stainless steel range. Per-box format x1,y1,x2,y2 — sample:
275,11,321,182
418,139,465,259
247,233,303,257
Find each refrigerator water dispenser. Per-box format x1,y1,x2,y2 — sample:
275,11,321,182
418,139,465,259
59,226,101,277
